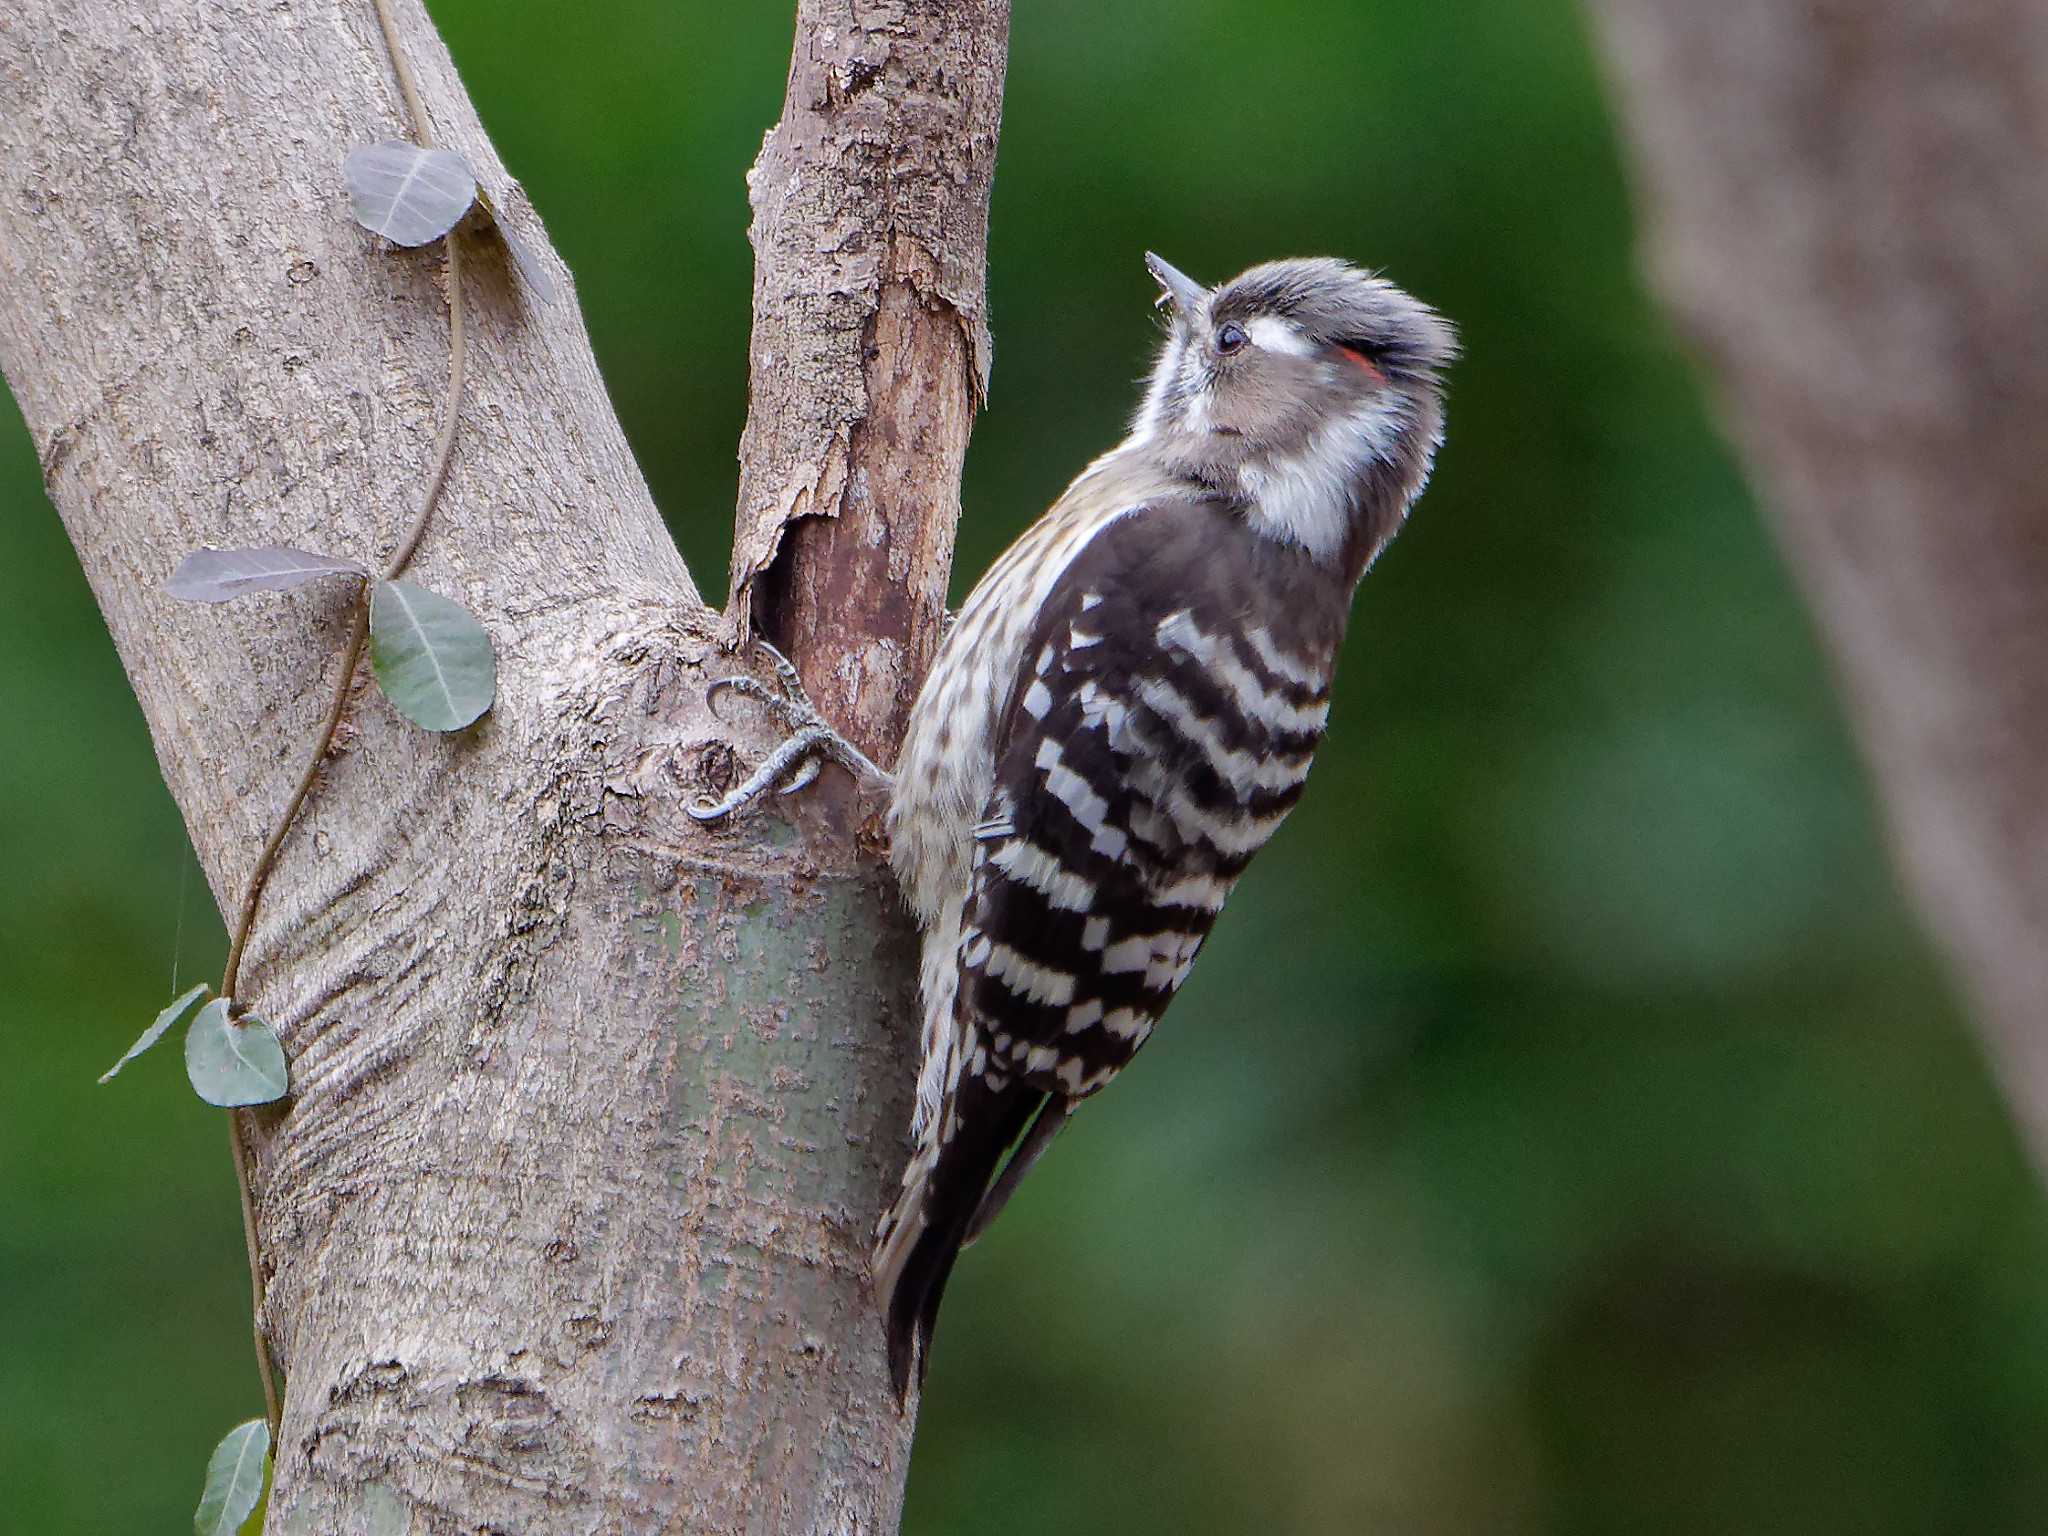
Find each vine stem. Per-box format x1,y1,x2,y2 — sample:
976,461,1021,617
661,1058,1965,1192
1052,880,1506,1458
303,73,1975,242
224,0,470,1448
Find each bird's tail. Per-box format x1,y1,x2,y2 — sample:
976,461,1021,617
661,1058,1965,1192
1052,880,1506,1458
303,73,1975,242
872,1074,1044,1403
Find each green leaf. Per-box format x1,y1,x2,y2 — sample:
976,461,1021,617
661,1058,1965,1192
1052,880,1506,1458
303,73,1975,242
344,141,477,246
184,1000,289,1107
100,983,210,1084
166,547,368,602
237,1453,272,1536
369,579,496,731
194,1420,269,1536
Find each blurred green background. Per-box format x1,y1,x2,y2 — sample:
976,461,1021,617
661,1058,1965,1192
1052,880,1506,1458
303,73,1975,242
7,1,2046,1530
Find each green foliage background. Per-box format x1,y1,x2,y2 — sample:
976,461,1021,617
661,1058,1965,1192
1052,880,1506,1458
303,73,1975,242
5,2,2046,1530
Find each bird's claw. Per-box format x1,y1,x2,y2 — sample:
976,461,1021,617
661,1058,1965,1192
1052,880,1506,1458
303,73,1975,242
777,754,825,798
690,640,890,825
705,673,780,722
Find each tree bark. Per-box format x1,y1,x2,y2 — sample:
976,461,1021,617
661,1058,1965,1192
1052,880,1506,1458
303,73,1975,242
730,0,1005,761
0,0,1003,1529
1585,3,2048,1168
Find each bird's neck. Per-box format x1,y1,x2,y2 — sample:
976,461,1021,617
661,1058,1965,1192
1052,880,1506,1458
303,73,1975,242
1115,391,1435,582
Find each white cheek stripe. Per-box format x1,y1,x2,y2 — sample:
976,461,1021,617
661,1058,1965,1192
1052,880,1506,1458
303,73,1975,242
1245,315,1316,356
1238,396,1411,565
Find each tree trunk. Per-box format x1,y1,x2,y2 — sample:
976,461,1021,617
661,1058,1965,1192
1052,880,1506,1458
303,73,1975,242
1585,3,2048,1169
0,0,1005,1529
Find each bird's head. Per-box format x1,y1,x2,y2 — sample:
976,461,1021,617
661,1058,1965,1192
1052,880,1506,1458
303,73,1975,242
1133,253,1456,579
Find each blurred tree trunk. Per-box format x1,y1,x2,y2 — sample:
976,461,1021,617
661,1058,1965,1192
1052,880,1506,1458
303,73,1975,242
0,0,1004,1530
1587,3,2048,1170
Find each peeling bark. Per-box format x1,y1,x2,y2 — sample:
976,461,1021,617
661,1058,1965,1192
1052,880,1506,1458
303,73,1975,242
1587,2,2048,1170
0,0,1004,1528
729,0,1007,762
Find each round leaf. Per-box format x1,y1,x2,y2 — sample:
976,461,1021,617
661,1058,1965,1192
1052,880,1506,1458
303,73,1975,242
100,982,212,1084
195,1419,270,1536
184,1000,289,1107
237,1457,271,1536
369,578,496,731
345,141,477,246
166,547,368,602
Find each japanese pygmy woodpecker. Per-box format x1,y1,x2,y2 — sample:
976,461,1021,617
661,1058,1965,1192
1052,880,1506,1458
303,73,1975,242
694,253,1456,1401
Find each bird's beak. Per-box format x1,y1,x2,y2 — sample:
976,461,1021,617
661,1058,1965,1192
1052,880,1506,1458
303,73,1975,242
1145,252,1207,319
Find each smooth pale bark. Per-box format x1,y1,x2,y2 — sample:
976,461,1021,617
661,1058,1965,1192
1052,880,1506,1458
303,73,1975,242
1587,3,2048,1168
0,0,1004,1528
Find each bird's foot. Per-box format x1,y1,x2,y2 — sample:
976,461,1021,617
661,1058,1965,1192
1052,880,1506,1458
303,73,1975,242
689,640,892,824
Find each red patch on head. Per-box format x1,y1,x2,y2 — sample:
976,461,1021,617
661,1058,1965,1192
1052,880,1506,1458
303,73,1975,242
1337,345,1387,385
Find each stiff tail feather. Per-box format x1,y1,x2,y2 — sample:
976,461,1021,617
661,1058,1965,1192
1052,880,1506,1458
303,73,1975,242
873,1078,1045,1403
962,1097,1074,1248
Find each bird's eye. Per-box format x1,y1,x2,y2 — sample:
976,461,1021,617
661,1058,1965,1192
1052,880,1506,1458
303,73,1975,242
1215,322,1249,355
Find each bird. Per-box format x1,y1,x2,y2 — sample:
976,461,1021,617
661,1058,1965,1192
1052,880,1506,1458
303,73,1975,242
691,252,1456,1402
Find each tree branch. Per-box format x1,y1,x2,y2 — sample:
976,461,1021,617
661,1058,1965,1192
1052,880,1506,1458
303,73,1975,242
729,0,1008,761
0,0,1007,1527
1587,0,2048,1171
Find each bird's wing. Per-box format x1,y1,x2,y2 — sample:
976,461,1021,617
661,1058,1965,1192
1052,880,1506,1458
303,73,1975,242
875,491,1337,1398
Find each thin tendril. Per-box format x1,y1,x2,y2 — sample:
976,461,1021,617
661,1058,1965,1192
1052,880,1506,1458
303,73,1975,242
224,0,471,1446
169,853,190,996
